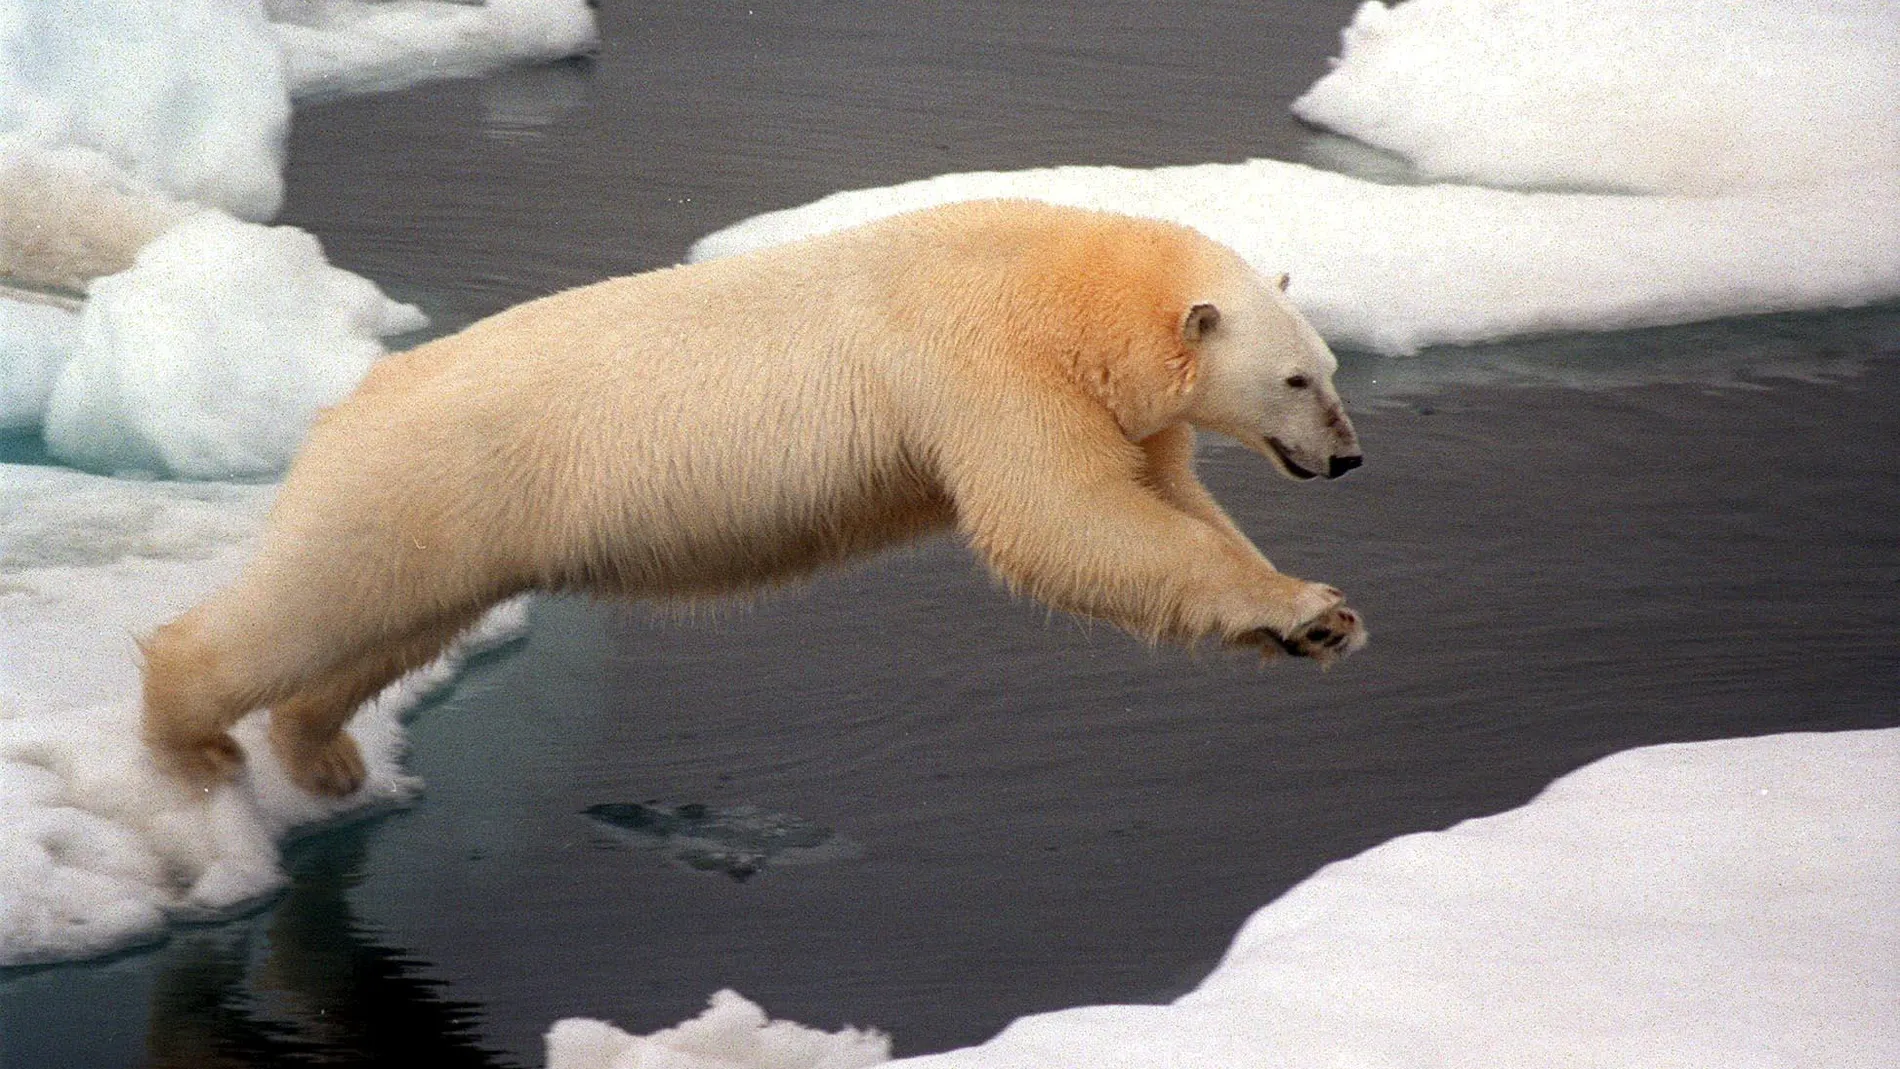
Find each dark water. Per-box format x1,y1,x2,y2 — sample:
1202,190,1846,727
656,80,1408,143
4,3,1898,1065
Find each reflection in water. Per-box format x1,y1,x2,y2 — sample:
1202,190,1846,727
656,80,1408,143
141,826,513,1068
480,57,595,144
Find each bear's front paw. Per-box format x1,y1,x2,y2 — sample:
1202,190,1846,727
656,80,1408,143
1279,602,1367,666
1234,593,1367,666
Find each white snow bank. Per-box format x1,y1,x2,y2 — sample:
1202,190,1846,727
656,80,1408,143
0,297,76,433
554,729,1899,1069
0,0,290,220
270,0,599,100
689,162,1900,356
548,991,891,1069
1292,0,1900,196
0,463,527,967
39,211,426,479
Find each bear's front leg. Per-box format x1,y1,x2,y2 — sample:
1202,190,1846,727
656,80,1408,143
944,417,1366,659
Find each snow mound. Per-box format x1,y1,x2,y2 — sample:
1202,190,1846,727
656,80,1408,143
40,211,426,479
1292,0,1900,195
0,297,76,433
547,990,891,1069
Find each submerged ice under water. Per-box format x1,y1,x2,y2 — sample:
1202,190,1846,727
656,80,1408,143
585,802,861,881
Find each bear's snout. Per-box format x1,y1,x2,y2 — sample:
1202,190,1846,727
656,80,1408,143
1327,454,1363,479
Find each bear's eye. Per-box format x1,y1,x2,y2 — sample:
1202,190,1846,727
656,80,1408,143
1285,374,1310,389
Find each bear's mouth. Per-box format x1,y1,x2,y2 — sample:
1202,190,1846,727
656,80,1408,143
1265,437,1319,480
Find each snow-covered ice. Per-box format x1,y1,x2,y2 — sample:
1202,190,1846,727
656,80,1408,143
0,0,597,478
270,0,599,101
0,0,288,219
0,0,598,220
902,730,1898,1068
2,195,423,480
550,729,1899,1069
0,138,423,482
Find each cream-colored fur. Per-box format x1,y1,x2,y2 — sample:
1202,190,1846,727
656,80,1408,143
142,200,1366,797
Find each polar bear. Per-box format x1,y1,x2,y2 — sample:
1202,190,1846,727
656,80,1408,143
142,199,1366,798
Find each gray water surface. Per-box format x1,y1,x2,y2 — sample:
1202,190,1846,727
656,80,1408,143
3,3,1897,1065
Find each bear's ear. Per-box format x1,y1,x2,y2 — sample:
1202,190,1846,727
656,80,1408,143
1276,272,1290,292
1181,302,1220,343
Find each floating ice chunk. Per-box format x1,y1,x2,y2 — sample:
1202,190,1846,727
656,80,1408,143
269,0,600,100
0,298,76,432
0,461,530,966
546,990,891,1069
0,0,289,219
40,211,426,480
1291,0,1900,195
688,162,1900,355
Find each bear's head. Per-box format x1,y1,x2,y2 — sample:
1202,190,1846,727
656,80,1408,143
1177,270,1362,482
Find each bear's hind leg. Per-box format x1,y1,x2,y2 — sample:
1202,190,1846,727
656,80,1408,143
267,612,479,798
142,604,277,791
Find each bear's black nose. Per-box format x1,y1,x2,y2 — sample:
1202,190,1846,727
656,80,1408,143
1327,454,1363,479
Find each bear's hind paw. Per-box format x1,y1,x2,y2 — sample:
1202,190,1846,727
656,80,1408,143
148,732,245,792
273,730,368,798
